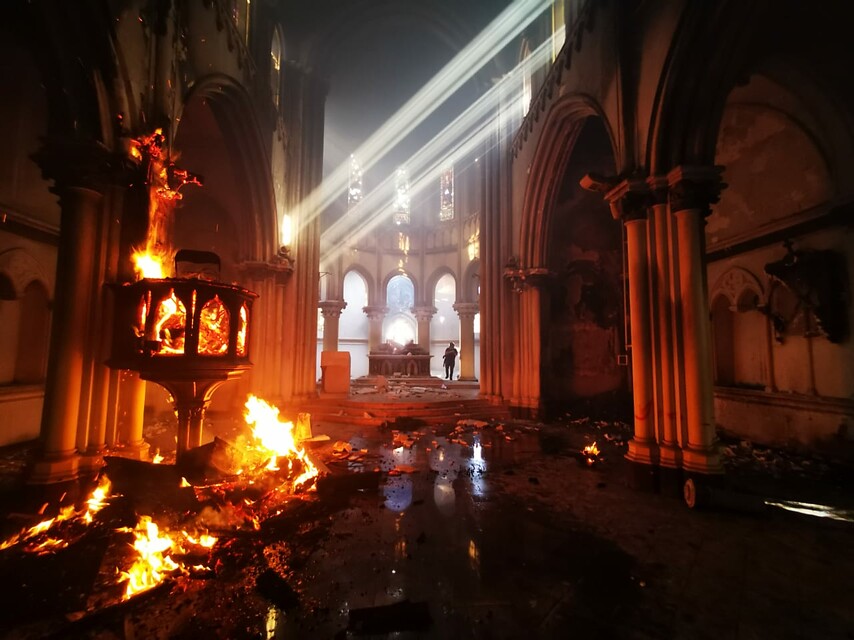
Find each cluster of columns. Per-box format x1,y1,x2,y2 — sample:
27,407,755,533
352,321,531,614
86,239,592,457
595,165,724,478
31,138,151,483
318,299,479,380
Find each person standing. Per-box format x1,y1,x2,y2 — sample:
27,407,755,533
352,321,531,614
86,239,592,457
443,341,458,380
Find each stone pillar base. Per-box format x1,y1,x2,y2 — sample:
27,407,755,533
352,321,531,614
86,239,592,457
682,446,723,475
626,439,659,466
658,444,682,469
117,440,151,461
79,451,106,474
29,453,80,485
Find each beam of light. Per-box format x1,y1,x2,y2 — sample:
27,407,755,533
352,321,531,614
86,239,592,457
319,29,559,261
765,500,854,523
293,0,554,234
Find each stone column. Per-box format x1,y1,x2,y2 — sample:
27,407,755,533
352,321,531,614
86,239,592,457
319,300,347,352
363,305,388,352
411,305,437,351
453,302,479,381
605,180,657,467
120,371,150,460
30,140,112,483
667,166,724,475
647,176,681,471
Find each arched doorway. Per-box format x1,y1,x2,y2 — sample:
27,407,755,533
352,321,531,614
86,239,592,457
384,274,416,347
430,273,458,378
541,118,627,416
340,270,371,377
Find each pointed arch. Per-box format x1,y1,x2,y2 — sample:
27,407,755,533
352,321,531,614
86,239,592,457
518,94,616,269
176,75,278,261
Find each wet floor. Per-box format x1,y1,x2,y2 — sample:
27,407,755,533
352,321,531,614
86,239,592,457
0,416,853,639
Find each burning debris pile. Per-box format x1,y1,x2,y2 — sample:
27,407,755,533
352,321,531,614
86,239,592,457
0,395,319,631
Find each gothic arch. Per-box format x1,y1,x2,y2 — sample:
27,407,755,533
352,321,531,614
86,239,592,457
382,269,419,306
342,265,376,307
176,75,278,262
649,1,854,174
0,249,50,299
518,94,616,269
463,259,481,303
710,267,764,311
425,267,457,305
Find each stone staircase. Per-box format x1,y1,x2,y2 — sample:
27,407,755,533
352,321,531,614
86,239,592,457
296,395,509,428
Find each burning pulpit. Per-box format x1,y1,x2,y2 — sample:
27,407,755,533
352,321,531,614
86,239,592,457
107,250,258,462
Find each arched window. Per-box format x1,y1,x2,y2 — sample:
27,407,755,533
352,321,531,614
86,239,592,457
439,167,454,221
393,167,410,226
271,26,283,109
385,275,415,345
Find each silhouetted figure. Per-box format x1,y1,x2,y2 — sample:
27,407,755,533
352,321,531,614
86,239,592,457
443,341,458,380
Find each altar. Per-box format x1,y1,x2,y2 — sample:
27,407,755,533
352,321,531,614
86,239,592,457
367,343,433,376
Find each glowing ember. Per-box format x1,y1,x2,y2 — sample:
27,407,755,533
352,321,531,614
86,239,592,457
244,395,319,486
152,449,164,464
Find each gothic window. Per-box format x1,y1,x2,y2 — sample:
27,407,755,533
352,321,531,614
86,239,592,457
271,26,283,109
348,155,362,209
386,274,414,314
231,0,251,44
393,167,410,226
440,168,454,221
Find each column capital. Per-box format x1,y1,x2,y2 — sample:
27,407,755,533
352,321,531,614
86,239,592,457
646,176,669,205
318,299,347,318
453,302,479,319
411,305,437,322
666,165,726,215
603,178,651,222
33,136,125,197
362,305,388,321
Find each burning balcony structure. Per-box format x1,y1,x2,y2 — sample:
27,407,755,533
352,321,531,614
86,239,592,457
108,250,258,462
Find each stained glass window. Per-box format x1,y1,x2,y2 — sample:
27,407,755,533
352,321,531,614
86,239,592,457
440,168,454,221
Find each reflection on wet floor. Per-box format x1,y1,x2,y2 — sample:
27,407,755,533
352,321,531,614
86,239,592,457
256,423,641,638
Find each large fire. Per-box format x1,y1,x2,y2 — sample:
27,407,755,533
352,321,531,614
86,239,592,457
244,395,318,487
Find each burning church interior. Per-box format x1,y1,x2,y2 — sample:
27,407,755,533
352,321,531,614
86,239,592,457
0,0,852,637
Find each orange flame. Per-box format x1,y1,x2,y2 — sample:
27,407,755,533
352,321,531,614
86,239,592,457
0,476,112,553
243,395,318,487
582,441,600,465
129,128,200,281
120,516,217,600
153,291,186,354
120,516,181,599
